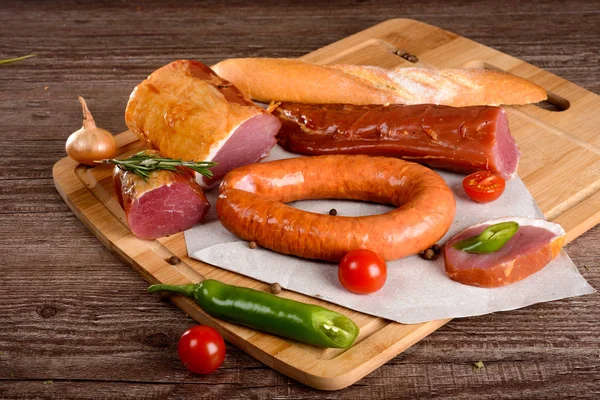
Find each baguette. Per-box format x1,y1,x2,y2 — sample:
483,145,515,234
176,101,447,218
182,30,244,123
212,58,547,107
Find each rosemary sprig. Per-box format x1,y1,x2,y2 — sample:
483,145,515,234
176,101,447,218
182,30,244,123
100,151,216,181
0,54,36,65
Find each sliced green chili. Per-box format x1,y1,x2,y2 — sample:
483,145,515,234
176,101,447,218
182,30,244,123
148,279,359,348
453,221,519,253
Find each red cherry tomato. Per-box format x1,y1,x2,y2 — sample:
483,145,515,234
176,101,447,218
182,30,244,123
338,249,387,294
178,325,226,374
462,170,506,203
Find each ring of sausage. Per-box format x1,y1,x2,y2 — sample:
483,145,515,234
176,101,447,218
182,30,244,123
216,155,456,262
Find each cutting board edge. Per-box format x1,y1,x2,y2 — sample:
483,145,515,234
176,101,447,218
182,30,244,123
52,152,449,390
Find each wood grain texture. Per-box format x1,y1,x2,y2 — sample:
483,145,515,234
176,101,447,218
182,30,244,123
50,17,600,391
1,0,599,399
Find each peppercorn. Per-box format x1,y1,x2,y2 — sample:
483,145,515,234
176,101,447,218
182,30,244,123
395,49,419,63
167,255,181,265
249,241,258,249
329,209,337,216
419,243,443,260
420,248,436,260
269,282,282,294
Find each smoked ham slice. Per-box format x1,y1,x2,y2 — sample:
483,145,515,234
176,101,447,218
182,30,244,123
444,217,566,288
113,152,210,240
125,60,281,188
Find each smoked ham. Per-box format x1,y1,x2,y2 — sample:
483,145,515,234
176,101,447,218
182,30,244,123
275,103,520,180
125,60,281,188
443,217,566,288
113,151,210,240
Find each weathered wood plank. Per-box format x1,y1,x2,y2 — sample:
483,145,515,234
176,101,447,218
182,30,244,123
0,0,598,398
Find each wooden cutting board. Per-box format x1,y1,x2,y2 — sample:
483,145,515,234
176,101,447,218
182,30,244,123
52,18,600,390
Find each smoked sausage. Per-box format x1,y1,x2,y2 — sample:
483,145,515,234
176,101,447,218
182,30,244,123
275,103,520,180
216,155,456,262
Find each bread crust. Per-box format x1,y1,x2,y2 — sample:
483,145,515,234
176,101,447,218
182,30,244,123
212,58,547,107
212,58,401,105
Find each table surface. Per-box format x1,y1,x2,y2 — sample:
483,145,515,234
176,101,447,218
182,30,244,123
1,1,599,398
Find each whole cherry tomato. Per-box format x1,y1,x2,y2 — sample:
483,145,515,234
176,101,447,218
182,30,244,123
462,170,506,203
178,325,226,374
338,249,387,294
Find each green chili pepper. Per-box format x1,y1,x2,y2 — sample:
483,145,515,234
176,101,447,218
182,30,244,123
148,279,359,348
453,221,519,253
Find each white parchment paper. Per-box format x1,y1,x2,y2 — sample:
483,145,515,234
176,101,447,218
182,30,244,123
185,146,595,324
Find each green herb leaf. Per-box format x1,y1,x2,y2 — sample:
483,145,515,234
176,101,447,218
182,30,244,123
100,151,216,182
0,54,36,65
453,221,519,253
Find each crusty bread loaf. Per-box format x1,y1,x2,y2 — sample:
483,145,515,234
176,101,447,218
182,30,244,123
212,58,400,105
212,58,547,107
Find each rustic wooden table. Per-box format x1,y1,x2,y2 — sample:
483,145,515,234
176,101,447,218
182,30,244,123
1,1,598,398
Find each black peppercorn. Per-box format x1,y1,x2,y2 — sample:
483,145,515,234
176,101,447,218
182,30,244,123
269,282,282,294
395,49,419,63
421,248,436,260
167,255,181,265
420,245,441,260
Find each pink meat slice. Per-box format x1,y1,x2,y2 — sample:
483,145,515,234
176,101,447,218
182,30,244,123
201,113,281,187
127,181,210,240
492,109,520,180
446,226,553,269
443,218,565,287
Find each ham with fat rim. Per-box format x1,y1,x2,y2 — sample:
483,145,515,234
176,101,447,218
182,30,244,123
113,154,210,240
125,60,281,188
444,217,566,288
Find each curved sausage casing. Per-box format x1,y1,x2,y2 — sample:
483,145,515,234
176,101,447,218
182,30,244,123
275,103,520,180
217,155,456,262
